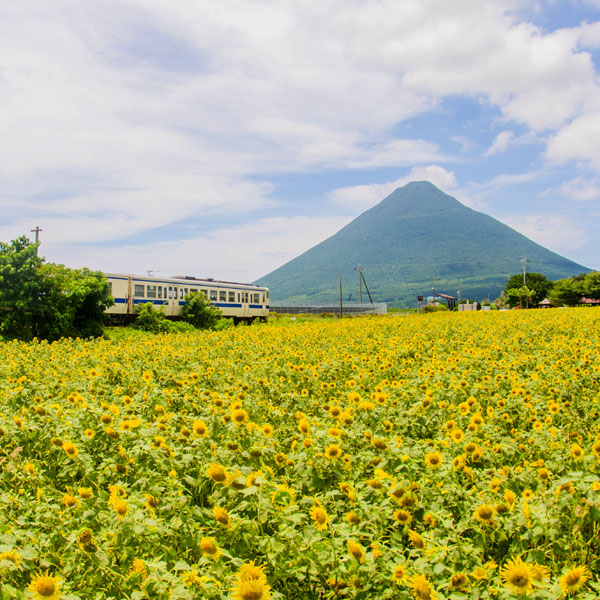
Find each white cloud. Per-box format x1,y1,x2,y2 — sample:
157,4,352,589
40,215,352,282
545,112,600,170
559,176,600,201
0,0,599,275
502,214,589,253
328,166,457,211
484,131,515,156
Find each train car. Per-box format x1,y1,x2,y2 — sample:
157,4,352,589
104,273,269,323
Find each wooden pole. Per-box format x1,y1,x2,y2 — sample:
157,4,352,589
339,273,343,318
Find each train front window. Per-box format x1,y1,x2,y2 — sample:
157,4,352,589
147,285,157,299
134,284,145,298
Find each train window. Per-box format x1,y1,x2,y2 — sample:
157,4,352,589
189,289,197,295
168,287,174,299
184,288,188,297
209,290,217,301
228,291,235,302
201,289,207,297
108,282,113,295
179,288,183,299
242,292,249,303
252,293,259,303
158,287,163,299
134,284,145,298
147,285,157,299
219,291,226,302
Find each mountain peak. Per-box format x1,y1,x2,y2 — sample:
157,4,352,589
256,182,589,306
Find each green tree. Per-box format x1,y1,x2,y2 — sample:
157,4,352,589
583,271,600,299
0,236,112,340
548,278,583,307
181,292,221,329
504,273,552,307
134,302,168,333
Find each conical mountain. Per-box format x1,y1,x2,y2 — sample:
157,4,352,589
255,181,589,307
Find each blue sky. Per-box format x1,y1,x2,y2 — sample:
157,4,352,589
1,0,599,282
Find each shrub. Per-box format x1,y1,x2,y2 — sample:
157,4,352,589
180,292,221,329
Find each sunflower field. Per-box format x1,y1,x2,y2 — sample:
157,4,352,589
1,309,599,599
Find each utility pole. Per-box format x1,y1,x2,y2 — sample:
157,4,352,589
339,273,343,318
30,226,42,254
354,264,363,304
457,286,461,303
521,256,531,285
432,277,436,303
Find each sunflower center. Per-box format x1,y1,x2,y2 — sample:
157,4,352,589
36,580,56,596
565,572,580,586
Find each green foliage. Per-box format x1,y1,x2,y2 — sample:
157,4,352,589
134,302,168,333
0,236,112,340
256,182,589,307
180,292,221,329
504,272,552,307
583,271,600,299
548,278,584,307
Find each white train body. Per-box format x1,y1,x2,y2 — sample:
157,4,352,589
104,273,269,322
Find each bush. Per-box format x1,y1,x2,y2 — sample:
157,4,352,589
0,236,112,341
133,303,168,333
180,292,221,329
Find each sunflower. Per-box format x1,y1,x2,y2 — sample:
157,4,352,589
345,511,361,525
449,573,469,590
394,508,413,526
192,420,208,437
62,441,78,459
392,563,408,584
570,443,584,460
346,540,365,563
28,571,62,600
424,452,442,469
0,549,22,567
310,504,329,531
207,463,228,484
559,565,591,595
112,498,129,518
200,537,221,560
212,505,231,527
409,573,436,600
232,579,271,600
231,408,249,424
236,561,267,583
473,504,496,526
325,444,342,459
500,557,534,596
408,529,425,549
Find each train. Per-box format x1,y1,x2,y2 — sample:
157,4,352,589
104,273,269,324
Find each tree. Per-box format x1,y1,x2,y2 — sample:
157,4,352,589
0,236,113,340
548,278,583,307
180,292,221,329
583,271,600,299
504,273,552,308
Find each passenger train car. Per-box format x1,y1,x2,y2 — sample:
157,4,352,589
104,273,269,323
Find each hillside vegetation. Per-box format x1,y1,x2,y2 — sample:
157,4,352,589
256,182,588,307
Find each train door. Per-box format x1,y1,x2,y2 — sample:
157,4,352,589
166,285,178,316
241,291,249,318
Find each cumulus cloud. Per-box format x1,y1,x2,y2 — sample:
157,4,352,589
41,215,352,282
0,0,599,273
502,214,589,254
545,112,600,170
559,176,600,201
484,131,515,156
